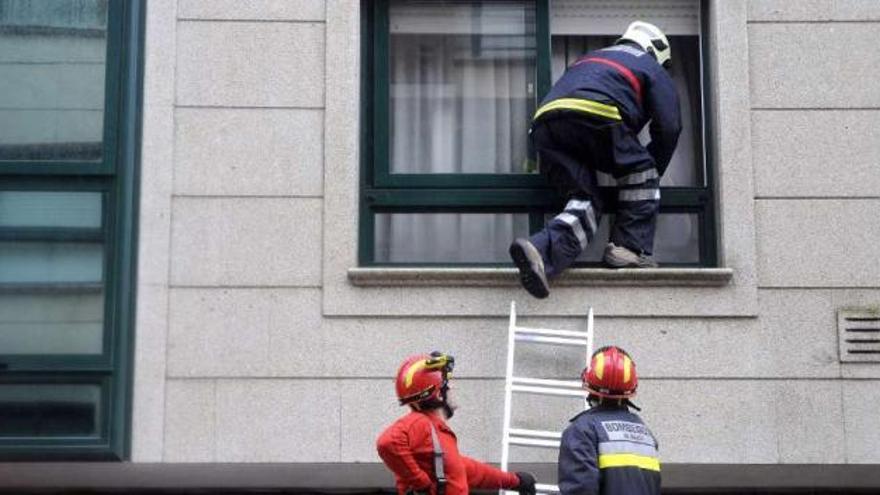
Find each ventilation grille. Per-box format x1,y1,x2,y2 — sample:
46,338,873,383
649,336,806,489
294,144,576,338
838,309,880,363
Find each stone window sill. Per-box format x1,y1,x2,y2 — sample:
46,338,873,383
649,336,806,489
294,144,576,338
348,267,733,287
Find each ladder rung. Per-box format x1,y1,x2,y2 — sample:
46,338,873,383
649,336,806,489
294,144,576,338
503,487,559,495
515,334,589,346
536,483,561,493
512,377,583,389
503,484,559,495
514,326,591,339
512,384,589,397
508,428,562,439
507,436,561,448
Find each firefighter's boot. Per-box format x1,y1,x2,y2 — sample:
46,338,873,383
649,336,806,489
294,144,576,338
602,242,658,268
509,238,550,299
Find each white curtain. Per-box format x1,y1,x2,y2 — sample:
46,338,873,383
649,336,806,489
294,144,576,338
378,1,534,263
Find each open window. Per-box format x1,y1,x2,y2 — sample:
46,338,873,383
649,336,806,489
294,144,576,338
361,0,714,267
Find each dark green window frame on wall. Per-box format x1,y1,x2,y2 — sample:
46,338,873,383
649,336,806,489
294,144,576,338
360,0,716,267
0,0,144,460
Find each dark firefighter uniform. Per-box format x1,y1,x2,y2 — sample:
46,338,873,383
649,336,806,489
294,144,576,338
558,404,661,495
377,410,521,495
527,42,682,276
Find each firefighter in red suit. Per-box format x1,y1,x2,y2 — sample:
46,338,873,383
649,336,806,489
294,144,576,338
377,352,537,495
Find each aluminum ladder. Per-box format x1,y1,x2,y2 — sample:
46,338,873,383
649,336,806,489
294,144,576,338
500,301,594,494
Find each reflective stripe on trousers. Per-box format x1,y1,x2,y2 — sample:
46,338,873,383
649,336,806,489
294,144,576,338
551,199,598,250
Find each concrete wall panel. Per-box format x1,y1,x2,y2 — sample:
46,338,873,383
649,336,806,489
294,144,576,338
753,110,880,197
166,288,841,380
174,108,323,196
750,23,880,108
176,22,324,107
167,288,322,377
757,200,880,287
164,380,215,462
215,380,340,462
775,381,845,463
843,381,880,462
749,0,880,21
170,198,322,287
178,0,326,21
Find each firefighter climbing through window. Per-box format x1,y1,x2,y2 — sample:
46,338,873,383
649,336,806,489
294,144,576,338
558,346,661,495
510,21,682,298
376,352,537,495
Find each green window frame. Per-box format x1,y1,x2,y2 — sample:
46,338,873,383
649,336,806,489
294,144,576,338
0,0,143,460
361,0,716,267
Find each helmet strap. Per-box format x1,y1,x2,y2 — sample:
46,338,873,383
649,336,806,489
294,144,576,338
439,377,454,419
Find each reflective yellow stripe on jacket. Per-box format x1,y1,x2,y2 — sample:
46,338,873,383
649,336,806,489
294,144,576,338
598,453,661,472
533,98,622,122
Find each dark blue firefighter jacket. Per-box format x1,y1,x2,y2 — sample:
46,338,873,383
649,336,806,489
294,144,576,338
558,404,661,495
541,43,682,175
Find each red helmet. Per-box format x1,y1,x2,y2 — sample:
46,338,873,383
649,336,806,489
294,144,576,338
395,352,454,408
582,346,638,399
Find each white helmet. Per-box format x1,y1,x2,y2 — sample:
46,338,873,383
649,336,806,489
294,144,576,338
617,21,671,68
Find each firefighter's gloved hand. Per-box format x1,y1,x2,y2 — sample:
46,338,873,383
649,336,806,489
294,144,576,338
515,471,537,495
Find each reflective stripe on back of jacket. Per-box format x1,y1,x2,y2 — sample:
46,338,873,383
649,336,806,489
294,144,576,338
558,404,661,495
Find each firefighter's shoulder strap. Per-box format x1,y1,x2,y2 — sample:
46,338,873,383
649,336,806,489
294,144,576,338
428,422,447,495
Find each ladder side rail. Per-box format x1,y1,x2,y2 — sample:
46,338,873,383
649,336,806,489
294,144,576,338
500,301,517,472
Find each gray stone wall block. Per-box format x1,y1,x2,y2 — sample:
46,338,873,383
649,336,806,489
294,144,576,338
215,380,340,462
176,21,324,107
340,380,401,462
167,288,323,377
756,200,880,287
750,24,880,108
753,110,880,197
174,108,324,196
178,0,326,21
748,0,880,21
133,0,177,463
170,197,322,286
131,285,170,462
266,289,328,376
639,380,778,463
774,381,845,463
750,290,840,376
164,380,215,462
843,380,880,462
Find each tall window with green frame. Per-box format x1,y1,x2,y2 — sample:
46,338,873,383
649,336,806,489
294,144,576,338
0,0,142,460
361,0,715,267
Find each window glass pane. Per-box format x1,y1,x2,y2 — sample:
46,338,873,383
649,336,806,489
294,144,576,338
573,213,700,264
550,35,704,187
389,0,536,174
0,191,102,228
0,191,105,354
0,242,103,283
0,0,109,162
0,384,101,437
376,212,530,263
